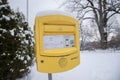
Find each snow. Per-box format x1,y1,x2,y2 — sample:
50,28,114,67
0,4,8,9
36,10,75,19
1,53,6,56
10,29,14,36
24,60,27,64
20,69,25,72
19,50,120,80
27,55,31,61
2,15,10,21
0,28,7,32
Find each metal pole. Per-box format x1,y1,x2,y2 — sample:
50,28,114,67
27,0,29,22
48,73,52,80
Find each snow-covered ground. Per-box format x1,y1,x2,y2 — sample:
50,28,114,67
20,50,120,80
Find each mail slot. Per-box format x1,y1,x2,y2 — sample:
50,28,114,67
44,25,75,33
34,11,80,73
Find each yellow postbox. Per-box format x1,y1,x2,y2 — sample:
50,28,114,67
34,11,80,73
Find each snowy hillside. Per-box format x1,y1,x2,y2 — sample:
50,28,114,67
19,50,120,80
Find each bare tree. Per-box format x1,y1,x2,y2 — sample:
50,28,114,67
81,25,93,42
65,0,120,49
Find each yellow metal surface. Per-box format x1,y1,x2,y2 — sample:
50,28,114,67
34,14,80,73
43,47,77,56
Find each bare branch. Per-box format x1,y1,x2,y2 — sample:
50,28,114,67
83,6,100,11
87,0,99,26
107,12,120,20
77,10,93,19
82,17,95,20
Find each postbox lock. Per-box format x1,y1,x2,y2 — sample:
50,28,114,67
40,60,44,63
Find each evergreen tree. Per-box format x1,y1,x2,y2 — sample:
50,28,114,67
0,0,34,80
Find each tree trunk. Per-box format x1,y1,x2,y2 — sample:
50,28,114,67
98,0,108,49
98,20,108,49
100,32,107,49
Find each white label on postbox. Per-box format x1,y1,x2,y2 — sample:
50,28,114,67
44,35,75,50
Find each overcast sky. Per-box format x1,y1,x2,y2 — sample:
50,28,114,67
8,0,66,30
8,0,120,31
